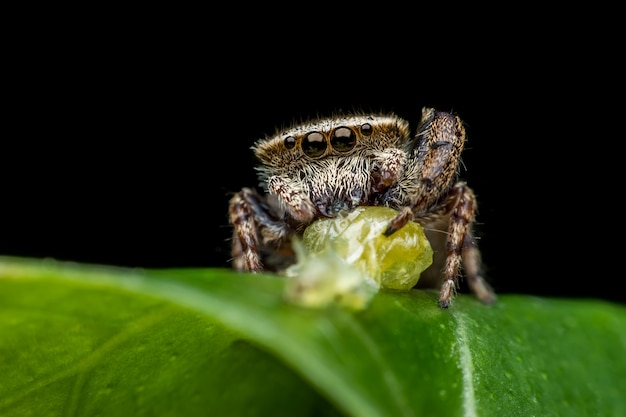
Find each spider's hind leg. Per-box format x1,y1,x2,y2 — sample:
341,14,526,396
461,232,497,305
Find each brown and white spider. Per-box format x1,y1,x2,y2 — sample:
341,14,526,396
228,107,496,308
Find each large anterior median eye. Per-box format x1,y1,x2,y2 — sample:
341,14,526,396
302,132,327,157
330,127,356,152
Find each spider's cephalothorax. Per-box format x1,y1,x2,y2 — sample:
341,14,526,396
228,107,496,308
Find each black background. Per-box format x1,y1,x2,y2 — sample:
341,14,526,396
3,15,621,305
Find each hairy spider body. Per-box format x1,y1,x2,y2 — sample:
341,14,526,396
228,107,496,308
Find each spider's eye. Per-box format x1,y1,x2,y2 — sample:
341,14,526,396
330,127,356,152
284,136,296,149
302,131,327,157
360,123,373,136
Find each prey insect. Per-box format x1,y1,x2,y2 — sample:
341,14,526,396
228,107,496,308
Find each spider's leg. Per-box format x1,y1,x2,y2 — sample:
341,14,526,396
228,187,292,272
383,108,466,235
229,188,263,271
461,231,497,304
439,182,494,308
383,206,413,236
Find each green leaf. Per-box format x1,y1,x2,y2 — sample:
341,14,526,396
1,256,625,417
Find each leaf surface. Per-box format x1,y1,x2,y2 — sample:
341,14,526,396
1,257,625,417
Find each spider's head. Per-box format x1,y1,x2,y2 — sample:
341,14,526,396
253,113,410,222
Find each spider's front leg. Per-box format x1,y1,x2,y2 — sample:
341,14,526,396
228,187,293,272
383,108,467,235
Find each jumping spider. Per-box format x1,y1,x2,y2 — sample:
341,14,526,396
228,107,496,308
